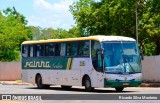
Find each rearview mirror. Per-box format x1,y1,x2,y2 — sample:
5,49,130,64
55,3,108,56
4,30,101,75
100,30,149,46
96,49,104,72
140,50,144,60
97,48,103,54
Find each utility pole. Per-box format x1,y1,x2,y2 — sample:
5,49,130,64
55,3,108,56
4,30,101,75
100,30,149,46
135,1,138,44
13,7,28,40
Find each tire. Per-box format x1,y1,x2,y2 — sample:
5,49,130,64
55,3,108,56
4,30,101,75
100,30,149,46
115,87,124,92
61,85,72,90
84,76,94,92
36,75,50,89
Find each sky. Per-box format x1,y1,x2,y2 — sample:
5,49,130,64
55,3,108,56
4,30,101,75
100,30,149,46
0,0,78,30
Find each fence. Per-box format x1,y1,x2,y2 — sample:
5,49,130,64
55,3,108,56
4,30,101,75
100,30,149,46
0,62,21,81
142,55,160,82
0,56,160,82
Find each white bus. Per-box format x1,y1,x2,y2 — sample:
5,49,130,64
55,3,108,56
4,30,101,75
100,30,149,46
21,35,142,92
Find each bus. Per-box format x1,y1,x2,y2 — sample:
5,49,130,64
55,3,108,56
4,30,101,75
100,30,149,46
21,35,142,92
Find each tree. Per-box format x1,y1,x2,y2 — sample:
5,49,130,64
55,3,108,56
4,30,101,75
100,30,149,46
70,0,137,37
0,8,33,61
68,26,81,37
70,0,160,55
29,26,41,40
138,0,160,55
30,26,81,40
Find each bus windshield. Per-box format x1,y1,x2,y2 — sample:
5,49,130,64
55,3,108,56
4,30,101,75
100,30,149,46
102,41,141,74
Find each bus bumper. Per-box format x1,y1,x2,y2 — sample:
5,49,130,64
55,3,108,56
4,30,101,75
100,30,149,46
104,79,142,88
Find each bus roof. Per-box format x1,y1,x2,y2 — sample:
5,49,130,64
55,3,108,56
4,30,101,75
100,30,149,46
22,35,136,44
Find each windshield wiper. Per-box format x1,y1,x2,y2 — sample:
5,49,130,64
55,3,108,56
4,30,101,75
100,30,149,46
105,72,123,74
125,59,135,72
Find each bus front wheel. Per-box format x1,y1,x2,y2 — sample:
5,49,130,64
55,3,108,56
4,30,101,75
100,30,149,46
84,76,94,92
36,75,50,89
115,87,124,92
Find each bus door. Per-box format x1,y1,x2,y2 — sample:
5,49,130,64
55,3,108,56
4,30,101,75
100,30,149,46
97,50,105,87
92,50,104,87
91,41,104,87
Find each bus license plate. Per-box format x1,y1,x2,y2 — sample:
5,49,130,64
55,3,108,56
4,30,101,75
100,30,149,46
123,83,129,86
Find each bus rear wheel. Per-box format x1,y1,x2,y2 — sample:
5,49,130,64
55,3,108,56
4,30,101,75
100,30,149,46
36,75,50,89
84,76,94,92
115,87,124,92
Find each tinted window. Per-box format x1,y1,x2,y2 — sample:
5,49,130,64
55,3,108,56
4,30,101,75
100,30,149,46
66,42,78,56
29,45,34,57
22,45,28,57
60,43,66,56
45,44,55,56
91,41,101,58
78,41,89,56
36,45,44,57
55,43,61,56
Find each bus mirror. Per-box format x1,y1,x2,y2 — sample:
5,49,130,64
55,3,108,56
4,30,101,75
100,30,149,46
97,49,103,55
140,50,144,60
96,50,104,72
97,50,102,55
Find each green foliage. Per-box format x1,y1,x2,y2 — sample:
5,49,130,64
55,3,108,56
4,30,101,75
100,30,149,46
70,0,160,55
70,0,137,36
29,26,41,40
1,0,160,59
30,26,81,40
138,0,160,55
0,8,33,61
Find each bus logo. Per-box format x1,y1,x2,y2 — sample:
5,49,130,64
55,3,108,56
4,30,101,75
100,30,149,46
24,61,51,68
79,61,85,66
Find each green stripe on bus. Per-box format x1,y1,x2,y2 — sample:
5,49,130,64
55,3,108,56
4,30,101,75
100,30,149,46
104,79,142,87
22,57,68,70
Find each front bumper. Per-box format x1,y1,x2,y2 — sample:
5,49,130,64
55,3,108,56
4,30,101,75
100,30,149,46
104,79,142,88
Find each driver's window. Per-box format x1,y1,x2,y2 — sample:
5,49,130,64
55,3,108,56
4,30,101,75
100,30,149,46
91,41,101,70
97,52,103,68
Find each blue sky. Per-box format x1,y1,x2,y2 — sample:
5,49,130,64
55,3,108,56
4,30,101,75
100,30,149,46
0,0,78,30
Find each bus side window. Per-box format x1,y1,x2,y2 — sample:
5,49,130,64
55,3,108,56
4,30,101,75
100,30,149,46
91,41,101,70
36,45,44,57
22,45,29,58
78,41,89,56
66,43,72,56
71,42,78,56
29,45,34,57
66,42,78,56
60,43,66,56
45,45,49,56
83,41,89,56
55,43,60,56
45,44,55,56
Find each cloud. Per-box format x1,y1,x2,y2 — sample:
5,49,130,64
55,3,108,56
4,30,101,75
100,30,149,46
27,0,75,30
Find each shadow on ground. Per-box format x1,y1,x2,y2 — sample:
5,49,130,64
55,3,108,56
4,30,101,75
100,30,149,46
25,86,137,93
